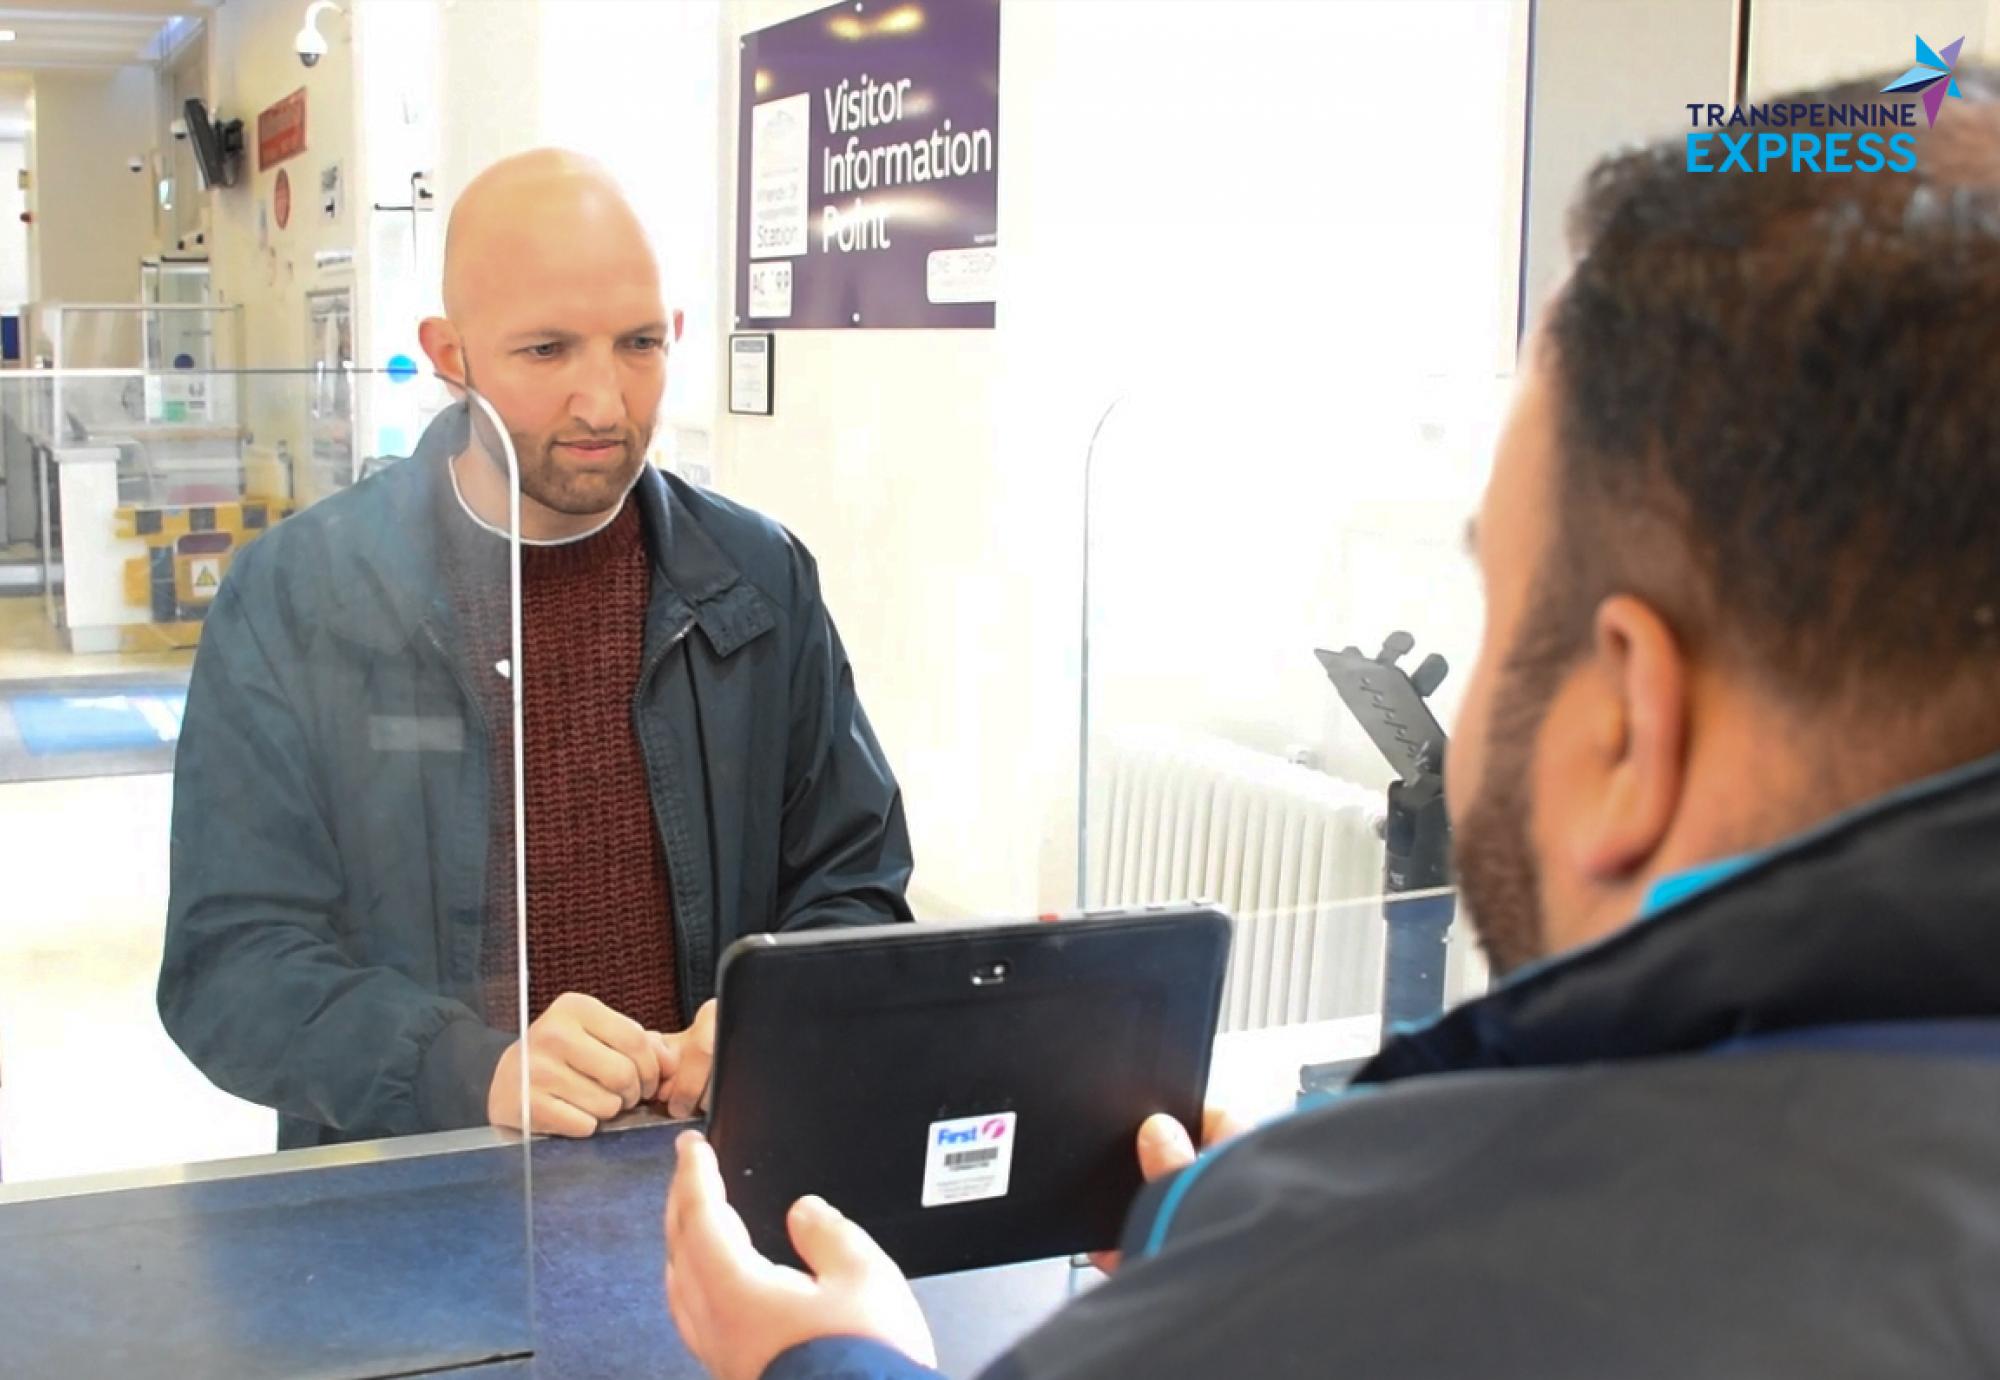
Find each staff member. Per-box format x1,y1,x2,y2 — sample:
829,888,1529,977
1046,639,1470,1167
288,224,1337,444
665,72,2000,1379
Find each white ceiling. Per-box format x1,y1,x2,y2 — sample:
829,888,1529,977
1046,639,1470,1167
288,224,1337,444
0,2,213,72
0,2,215,140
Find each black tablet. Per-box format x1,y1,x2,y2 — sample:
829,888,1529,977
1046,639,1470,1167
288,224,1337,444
705,907,1233,1277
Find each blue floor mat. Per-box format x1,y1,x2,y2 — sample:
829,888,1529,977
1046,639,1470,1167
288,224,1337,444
10,688,187,755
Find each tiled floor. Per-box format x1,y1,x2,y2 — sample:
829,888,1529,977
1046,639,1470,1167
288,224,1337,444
0,772,275,1184
0,593,193,684
0,602,271,1185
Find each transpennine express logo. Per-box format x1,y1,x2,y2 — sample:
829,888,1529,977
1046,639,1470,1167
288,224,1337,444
1882,34,1965,128
1686,34,1963,173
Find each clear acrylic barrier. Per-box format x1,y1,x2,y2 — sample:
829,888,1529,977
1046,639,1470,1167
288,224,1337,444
1079,361,1509,1041
1035,0,1525,1046
0,368,536,1377
1204,889,1464,1123
27,301,245,374
7,366,460,652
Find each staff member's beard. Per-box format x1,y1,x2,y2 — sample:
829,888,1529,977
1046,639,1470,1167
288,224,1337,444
1451,646,1571,979
459,362,650,520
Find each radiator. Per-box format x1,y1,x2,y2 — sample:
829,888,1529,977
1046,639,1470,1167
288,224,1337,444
1087,730,1393,1032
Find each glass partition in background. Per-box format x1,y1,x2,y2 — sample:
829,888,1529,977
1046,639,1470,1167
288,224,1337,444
0,368,537,1377
22,303,245,628
1202,889,1463,1121
140,260,213,314
1079,364,1504,1065
28,301,243,373
1014,0,1525,1081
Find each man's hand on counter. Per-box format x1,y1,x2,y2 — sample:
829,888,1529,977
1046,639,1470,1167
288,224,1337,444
651,998,719,1120
487,991,661,1137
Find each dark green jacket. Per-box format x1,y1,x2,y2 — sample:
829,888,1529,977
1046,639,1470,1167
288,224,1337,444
159,408,913,1149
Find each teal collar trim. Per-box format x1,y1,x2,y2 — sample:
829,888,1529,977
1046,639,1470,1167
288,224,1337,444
1641,852,1759,918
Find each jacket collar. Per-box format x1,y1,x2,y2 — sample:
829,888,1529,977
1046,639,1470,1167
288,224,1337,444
334,405,773,658
626,445,776,659
1358,748,2000,1085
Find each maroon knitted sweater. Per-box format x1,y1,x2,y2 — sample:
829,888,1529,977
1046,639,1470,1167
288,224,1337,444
448,496,681,1037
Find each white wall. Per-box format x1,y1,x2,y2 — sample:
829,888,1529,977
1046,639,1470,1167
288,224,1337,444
357,0,721,470
349,0,444,466
206,0,362,370
198,0,366,501
1519,0,1738,333
433,0,539,208
0,140,29,311
1519,0,2000,333
1004,2,1525,806
1749,0,2000,96
715,0,1529,918
717,0,1013,918
26,68,158,362
536,0,723,468
20,89,33,308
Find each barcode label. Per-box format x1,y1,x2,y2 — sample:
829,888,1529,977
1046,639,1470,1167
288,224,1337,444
922,1111,1017,1207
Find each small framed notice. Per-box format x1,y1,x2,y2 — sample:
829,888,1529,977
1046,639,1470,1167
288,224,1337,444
728,332,774,416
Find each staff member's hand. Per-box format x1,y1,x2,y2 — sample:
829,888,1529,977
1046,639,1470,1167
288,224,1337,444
650,998,719,1119
487,991,660,1137
666,1131,935,1380
1089,1104,1248,1275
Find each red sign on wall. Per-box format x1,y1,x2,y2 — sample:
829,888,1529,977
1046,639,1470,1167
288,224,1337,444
258,88,307,171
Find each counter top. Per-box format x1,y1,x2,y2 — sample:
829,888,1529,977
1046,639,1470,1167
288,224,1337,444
0,1118,1071,1379
0,1018,1380,1377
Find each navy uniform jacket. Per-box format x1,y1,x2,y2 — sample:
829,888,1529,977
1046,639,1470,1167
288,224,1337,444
774,753,2000,1378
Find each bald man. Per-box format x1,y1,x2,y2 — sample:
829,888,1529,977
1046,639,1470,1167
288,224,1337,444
159,151,914,1151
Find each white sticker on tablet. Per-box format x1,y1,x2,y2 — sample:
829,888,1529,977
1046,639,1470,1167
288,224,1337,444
921,1111,1017,1208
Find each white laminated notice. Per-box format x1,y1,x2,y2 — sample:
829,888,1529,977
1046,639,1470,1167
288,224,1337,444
921,1111,1016,1208
749,93,810,260
749,261,793,319
926,246,998,304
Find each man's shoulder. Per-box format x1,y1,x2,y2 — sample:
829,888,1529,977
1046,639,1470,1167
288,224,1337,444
660,470,798,557
220,456,434,614
1010,1049,2000,1378
651,470,818,606
1174,1044,2000,1233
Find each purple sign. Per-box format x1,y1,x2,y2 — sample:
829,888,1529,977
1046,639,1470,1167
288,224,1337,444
736,0,999,330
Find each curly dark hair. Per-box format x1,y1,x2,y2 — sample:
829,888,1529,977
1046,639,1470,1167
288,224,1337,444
1529,68,2000,763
